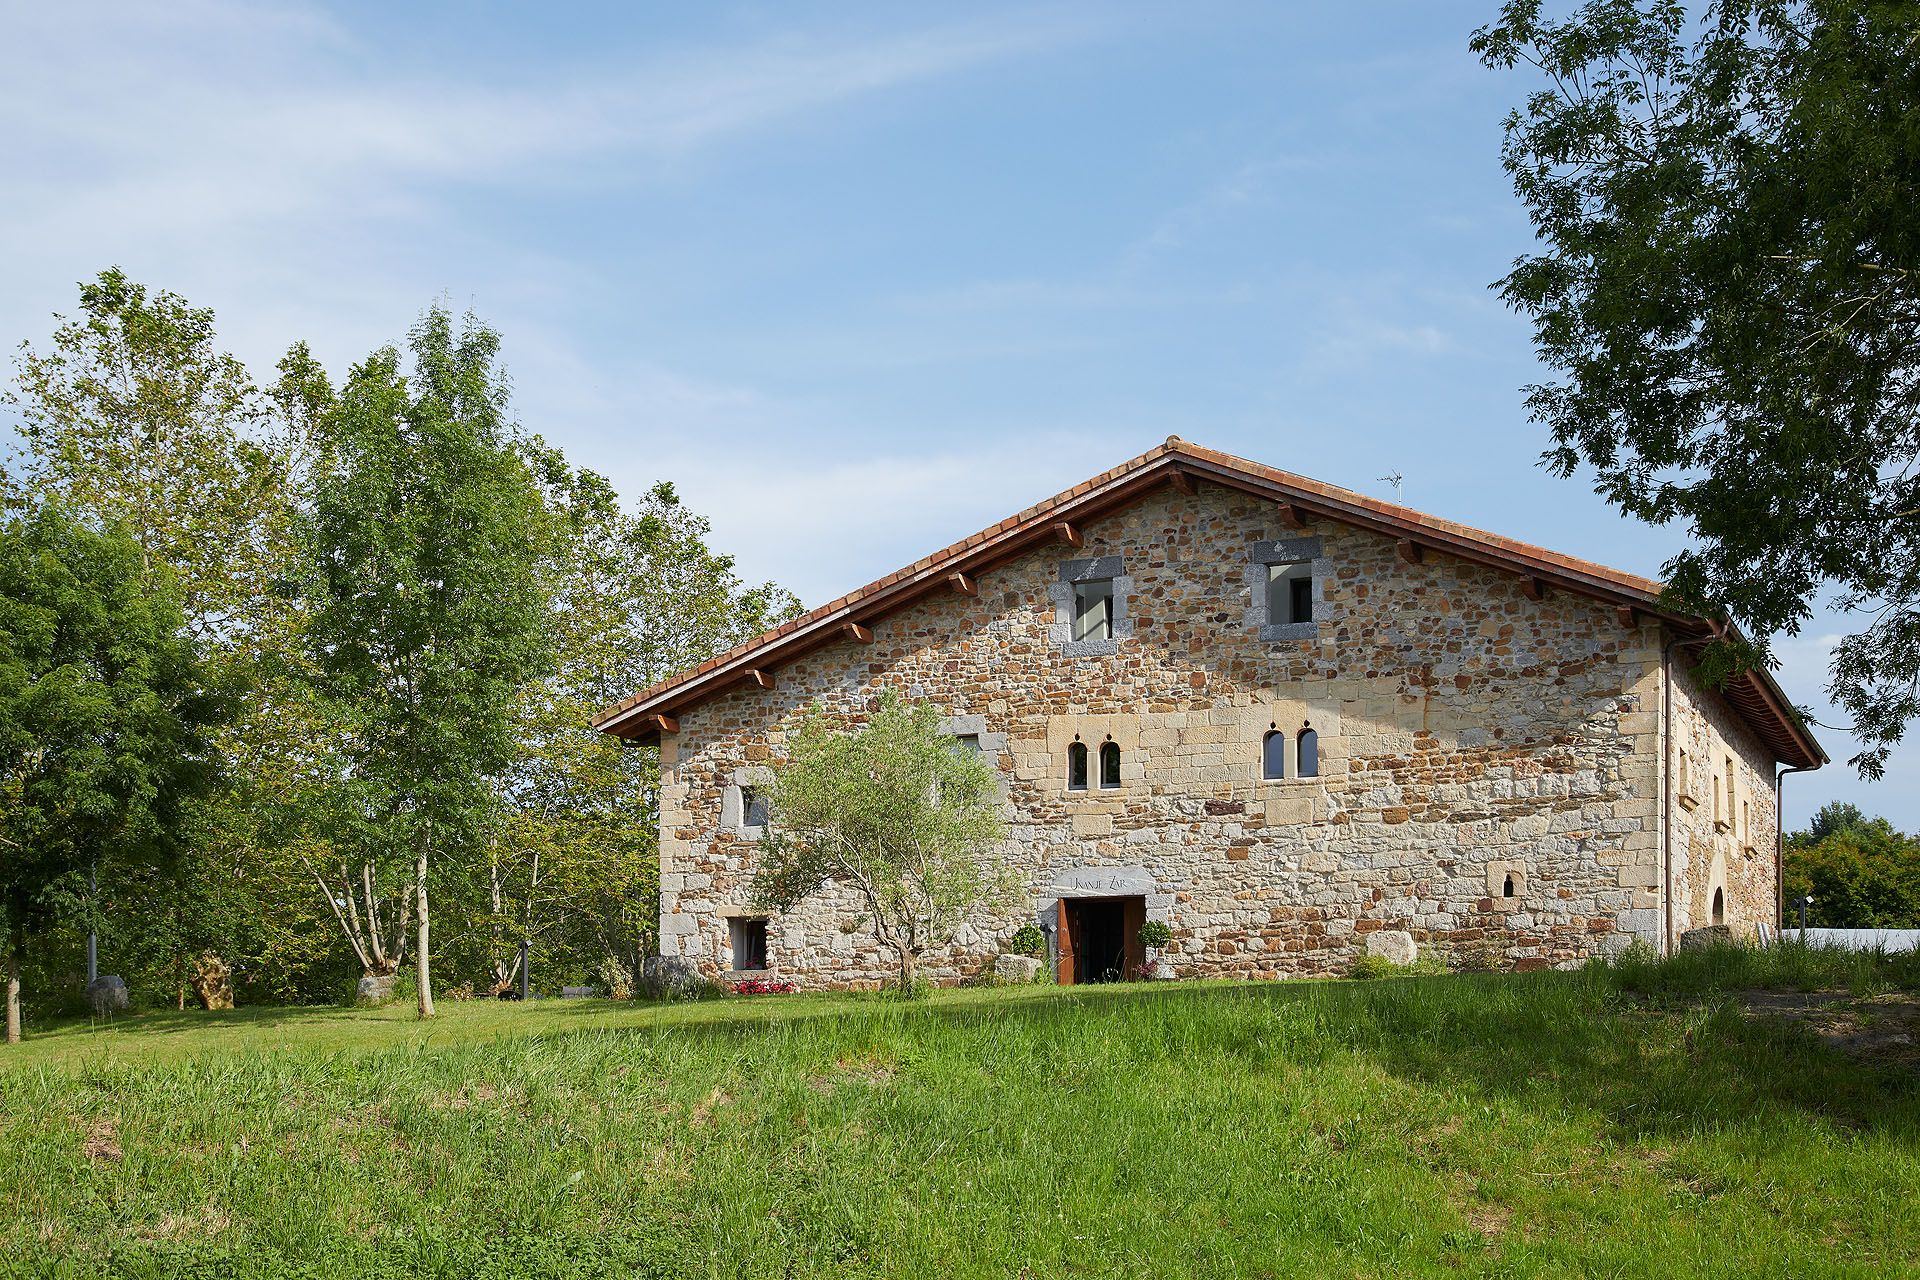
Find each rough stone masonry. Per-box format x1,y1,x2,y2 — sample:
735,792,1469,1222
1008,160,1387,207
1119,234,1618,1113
605,443,1817,988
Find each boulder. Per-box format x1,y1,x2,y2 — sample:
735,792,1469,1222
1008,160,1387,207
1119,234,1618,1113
86,975,129,1014
639,956,705,999
560,985,598,999
355,972,398,1006
1365,930,1419,966
993,954,1043,983
1680,925,1734,952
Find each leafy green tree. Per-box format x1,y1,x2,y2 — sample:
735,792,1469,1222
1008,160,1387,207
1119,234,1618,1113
300,306,548,1019
0,506,227,1041
753,694,1011,991
1472,0,1919,774
1784,801,1920,927
5,268,302,641
471,453,800,994
5,271,333,1004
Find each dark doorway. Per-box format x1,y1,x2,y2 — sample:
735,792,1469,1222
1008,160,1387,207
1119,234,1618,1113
1057,896,1146,984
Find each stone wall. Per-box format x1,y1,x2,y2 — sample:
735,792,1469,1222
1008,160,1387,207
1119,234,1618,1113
1666,657,1781,941
658,483,1675,986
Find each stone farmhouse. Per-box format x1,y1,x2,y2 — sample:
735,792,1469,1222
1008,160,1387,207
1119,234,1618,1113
595,440,1824,987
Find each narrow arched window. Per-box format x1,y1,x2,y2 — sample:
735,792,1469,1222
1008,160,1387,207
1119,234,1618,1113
1099,739,1121,789
1296,727,1319,778
1711,888,1725,926
1262,729,1285,780
1067,740,1088,792
1502,873,1516,898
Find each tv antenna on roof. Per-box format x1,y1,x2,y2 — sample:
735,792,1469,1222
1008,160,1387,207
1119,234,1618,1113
1378,471,1404,501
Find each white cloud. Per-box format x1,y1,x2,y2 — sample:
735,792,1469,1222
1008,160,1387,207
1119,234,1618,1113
0,3,1086,245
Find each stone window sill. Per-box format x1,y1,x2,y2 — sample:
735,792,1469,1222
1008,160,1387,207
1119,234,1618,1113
1260,776,1321,787
1259,622,1319,643
1676,794,1697,812
1714,820,1732,834
1061,637,1121,658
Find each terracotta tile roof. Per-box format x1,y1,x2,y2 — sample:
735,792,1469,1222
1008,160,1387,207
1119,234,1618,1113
595,438,1823,768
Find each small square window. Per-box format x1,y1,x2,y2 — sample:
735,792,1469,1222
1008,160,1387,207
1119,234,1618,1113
741,786,769,829
1268,562,1313,624
729,917,769,971
952,733,982,757
1072,579,1114,642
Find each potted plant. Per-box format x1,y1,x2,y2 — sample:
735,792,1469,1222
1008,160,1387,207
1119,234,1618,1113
1136,920,1174,980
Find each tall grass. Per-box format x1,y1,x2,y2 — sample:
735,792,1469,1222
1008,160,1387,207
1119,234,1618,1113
2,952,1916,1278
1602,936,1920,997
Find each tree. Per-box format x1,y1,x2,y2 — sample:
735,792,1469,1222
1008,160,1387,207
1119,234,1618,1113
0,505,226,1041
1784,801,1920,926
5,268,301,643
1472,1,1920,774
472,455,800,995
5,271,331,1005
752,694,1011,991
300,307,548,1019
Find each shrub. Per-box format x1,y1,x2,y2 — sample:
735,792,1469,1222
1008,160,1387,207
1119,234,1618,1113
1137,920,1173,950
1007,924,1046,958
1350,954,1448,980
730,978,799,996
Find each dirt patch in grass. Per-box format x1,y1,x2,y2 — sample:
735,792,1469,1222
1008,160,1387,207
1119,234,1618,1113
689,1086,732,1126
1740,989,1920,1069
82,1115,122,1163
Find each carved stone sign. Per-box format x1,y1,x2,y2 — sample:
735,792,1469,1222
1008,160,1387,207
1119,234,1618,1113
1047,865,1155,897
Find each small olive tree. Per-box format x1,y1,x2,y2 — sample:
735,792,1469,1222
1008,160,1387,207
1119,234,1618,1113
752,694,1010,991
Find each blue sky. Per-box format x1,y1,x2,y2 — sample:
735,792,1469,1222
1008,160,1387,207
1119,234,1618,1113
0,0,1904,826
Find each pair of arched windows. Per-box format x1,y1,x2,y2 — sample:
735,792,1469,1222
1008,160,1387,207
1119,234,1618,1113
1261,726,1319,780
1067,737,1121,791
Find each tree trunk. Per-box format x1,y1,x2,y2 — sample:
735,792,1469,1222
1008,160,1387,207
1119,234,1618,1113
415,843,434,1020
894,944,915,995
6,940,20,1044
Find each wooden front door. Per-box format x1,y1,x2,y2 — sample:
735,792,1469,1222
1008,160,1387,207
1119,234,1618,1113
1123,896,1147,980
1056,898,1075,985
1056,896,1145,984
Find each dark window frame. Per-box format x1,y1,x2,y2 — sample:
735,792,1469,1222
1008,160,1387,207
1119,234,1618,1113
1262,729,1286,781
1296,727,1320,778
729,917,770,972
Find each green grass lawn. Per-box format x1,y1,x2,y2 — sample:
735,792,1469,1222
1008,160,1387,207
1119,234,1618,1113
4,951,1918,1279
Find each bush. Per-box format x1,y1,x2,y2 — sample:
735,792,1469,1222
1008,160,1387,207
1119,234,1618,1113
1137,920,1173,950
1350,954,1449,980
1006,924,1046,958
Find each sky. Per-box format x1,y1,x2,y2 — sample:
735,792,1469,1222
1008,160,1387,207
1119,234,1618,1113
0,0,1906,827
